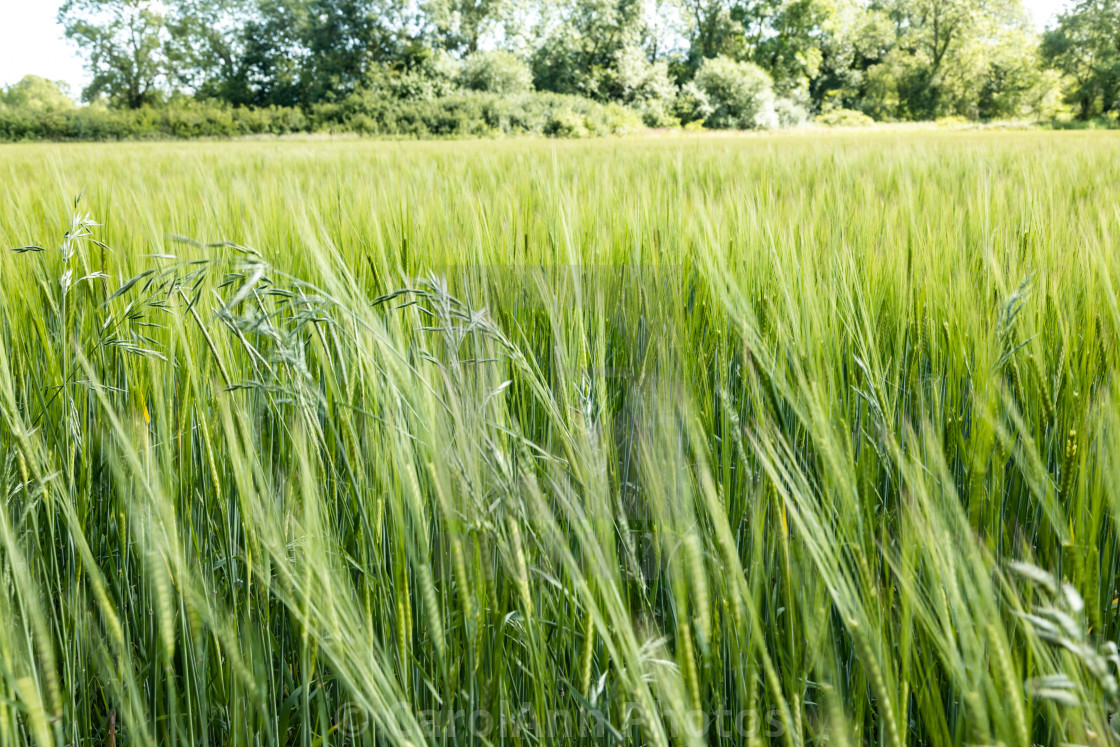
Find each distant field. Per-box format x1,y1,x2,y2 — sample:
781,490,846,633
0,133,1119,745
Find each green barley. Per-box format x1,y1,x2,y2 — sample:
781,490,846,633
580,610,596,698
0,133,1113,746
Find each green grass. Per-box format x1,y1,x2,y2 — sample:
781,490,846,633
0,132,1118,745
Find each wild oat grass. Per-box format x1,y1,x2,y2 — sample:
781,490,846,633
0,132,1118,745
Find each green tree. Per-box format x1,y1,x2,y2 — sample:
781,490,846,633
58,0,167,108
693,53,778,126
750,0,832,94
426,0,508,54
200,0,428,107
846,0,1035,119
679,0,746,64
164,0,256,100
2,76,75,111
302,0,430,101
459,50,533,93
612,43,678,123
530,0,647,98
675,0,834,98
1042,0,1120,118
234,1,313,107
809,0,894,111
978,26,1063,118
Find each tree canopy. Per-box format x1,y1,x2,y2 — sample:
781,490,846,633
49,0,1112,123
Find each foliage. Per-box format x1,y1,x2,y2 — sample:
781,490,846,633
693,55,779,128
815,106,875,125
376,51,463,101
529,0,648,100
317,90,642,136
459,50,533,94
163,0,253,100
426,0,510,54
679,0,748,64
0,77,76,113
774,91,813,126
58,0,168,108
0,92,641,141
611,45,680,126
48,0,1090,126
978,30,1066,120
0,100,308,141
674,80,714,123
1042,0,1120,118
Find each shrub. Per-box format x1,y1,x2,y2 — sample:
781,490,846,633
360,53,462,103
611,45,679,127
935,114,971,127
585,101,645,136
2,75,75,112
815,108,875,127
693,56,779,130
775,97,811,127
0,90,643,141
544,109,588,138
1030,69,1071,121
312,91,641,139
460,51,533,95
232,105,308,135
1049,116,1120,129
674,82,713,125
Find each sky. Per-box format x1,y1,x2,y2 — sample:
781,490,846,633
0,0,1070,100
0,2,88,96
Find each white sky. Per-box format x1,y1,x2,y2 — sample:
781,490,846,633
0,0,1070,99
0,1,88,96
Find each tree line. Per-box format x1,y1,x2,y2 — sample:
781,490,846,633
7,0,1120,134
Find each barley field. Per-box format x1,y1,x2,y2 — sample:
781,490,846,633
0,133,1119,745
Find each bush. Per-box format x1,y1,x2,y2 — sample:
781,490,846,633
815,108,875,127
774,97,811,127
358,53,462,104
693,56,779,130
935,114,971,127
232,105,309,135
0,100,314,142
0,90,643,142
2,76,74,113
611,45,679,127
543,109,588,138
313,91,642,139
1049,116,1120,129
674,82,713,125
460,51,533,95
1030,70,1071,121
